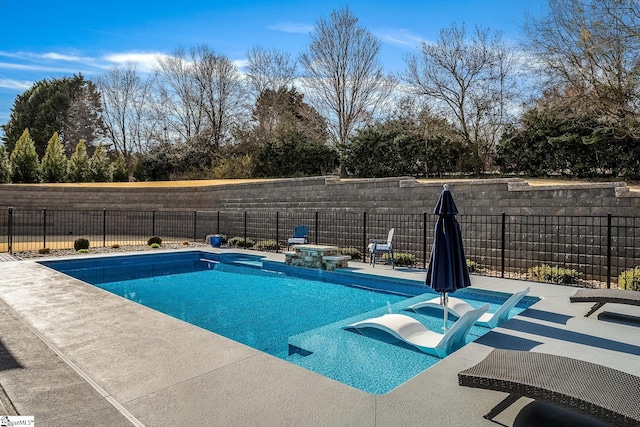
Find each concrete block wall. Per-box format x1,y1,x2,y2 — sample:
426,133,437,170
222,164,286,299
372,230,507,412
0,177,638,284
0,176,638,216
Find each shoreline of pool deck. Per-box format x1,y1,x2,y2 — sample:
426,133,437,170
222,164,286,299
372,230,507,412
0,248,639,426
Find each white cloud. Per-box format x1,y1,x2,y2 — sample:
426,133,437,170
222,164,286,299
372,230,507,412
268,21,313,34
102,52,169,73
234,59,249,69
0,50,93,63
0,78,32,90
378,29,424,47
0,51,23,59
40,52,92,62
0,61,80,73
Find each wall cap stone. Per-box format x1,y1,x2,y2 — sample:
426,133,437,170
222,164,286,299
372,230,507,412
508,180,629,192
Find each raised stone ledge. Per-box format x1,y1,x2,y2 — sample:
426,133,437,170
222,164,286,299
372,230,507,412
615,186,639,198
508,181,628,192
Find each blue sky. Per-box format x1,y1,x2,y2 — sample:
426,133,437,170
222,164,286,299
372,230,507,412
0,0,547,129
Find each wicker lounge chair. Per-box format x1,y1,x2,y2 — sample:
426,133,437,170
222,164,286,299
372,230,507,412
406,287,529,328
570,288,640,317
345,304,489,358
458,349,640,426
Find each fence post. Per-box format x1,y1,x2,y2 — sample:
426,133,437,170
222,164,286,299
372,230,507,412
152,209,156,237
43,208,47,248
217,211,220,234
276,211,279,253
362,211,367,259
243,211,247,243
193,211,197,241
315,211,319,245
501,213,506,278
423,212,428,269
607,213,612,289
7,207,13,254
102,209,106,247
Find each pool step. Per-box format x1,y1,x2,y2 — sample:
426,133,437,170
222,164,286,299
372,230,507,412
288,344,312,357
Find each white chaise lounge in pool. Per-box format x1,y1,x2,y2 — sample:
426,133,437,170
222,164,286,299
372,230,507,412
345,304,489,358
406,287,529,329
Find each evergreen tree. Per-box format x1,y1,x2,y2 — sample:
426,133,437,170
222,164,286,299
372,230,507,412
10,129,40,183
89,143,111,182
1,74,105,156
67,140,91,182
0,146,11,183
40,132,68,182
110,154,129,182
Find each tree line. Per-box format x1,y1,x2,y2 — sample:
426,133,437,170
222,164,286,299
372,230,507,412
2,0,640,183
0,129,127,183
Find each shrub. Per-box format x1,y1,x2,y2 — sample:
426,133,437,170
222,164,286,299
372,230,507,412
77,249,89,254
227,237,255,248
110,154,129,182
466,259,478,273
74,238,90,251
147,236,162,246
150,243,161,249
89,142,111,182
383,252,416,267
618,267,640,291
182,241,190,245
254,239,279,251
339,247,362,261
38,248,50,254
0,146,11,184
211,155,255,179
528,264,580,285
10,129,40,183
67,140,91,182
110,244,120,249
41,132,67,183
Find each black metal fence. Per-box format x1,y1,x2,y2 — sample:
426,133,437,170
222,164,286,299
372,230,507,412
1,208,639,289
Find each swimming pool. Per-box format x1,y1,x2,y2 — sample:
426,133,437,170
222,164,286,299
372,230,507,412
41,251,536,394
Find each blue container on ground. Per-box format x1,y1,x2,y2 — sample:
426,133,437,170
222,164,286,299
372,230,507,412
209,235,224,247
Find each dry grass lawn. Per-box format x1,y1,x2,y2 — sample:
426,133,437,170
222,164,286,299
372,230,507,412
7,177,639,191
8,179,275,188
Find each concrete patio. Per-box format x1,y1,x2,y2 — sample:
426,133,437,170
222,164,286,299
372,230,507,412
0,249,639,426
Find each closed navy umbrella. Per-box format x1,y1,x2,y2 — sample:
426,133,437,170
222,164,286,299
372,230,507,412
425,184,471,331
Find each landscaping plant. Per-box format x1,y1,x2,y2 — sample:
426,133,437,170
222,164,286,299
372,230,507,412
74,238,90,251
618,267,640,291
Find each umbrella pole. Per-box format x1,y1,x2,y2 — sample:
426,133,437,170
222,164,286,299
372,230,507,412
442,292,448,331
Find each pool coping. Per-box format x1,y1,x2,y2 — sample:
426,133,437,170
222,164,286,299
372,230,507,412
1,248,639,426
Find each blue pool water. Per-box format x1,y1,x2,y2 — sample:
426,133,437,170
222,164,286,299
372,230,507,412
41,251,536,394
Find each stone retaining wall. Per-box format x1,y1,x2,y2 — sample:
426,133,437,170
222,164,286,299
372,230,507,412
0,176,638,216
1,177,638,284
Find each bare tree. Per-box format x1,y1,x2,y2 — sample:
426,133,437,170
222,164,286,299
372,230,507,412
524,0,640,132
95,63,156,163
403,23,519,173
245,46,297,95
154,47,203,145
299,7,397,173
154,45,246,161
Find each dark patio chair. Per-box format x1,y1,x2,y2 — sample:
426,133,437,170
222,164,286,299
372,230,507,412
458,349,640,426
570,288,640,317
